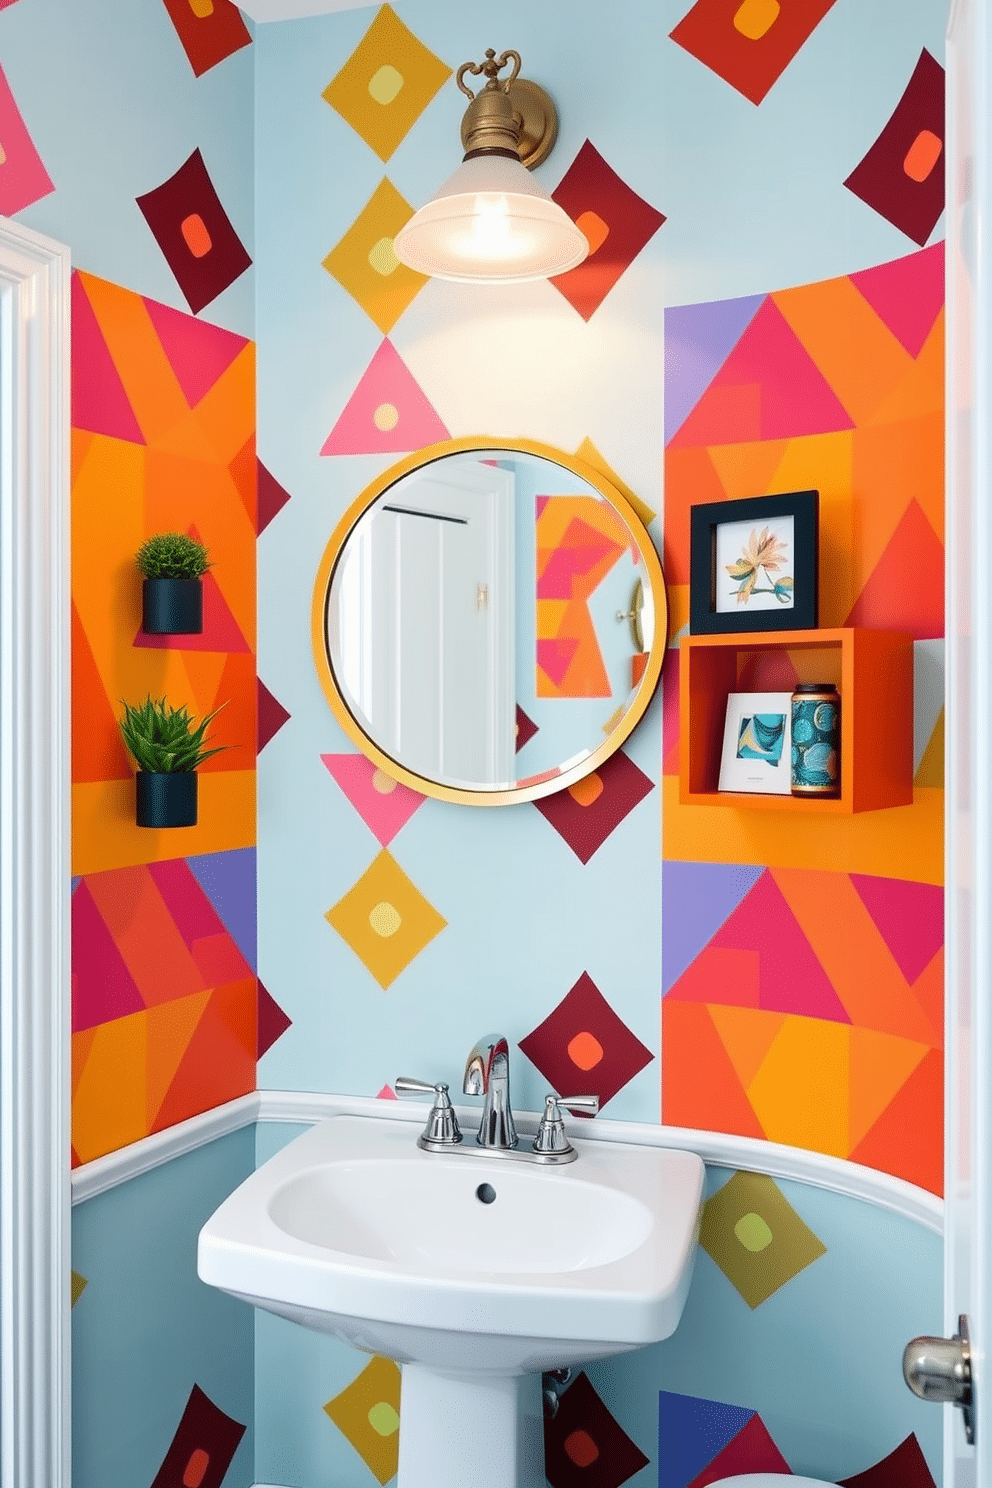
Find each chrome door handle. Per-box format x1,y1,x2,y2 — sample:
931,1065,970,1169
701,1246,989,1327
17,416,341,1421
903,1314,974,1444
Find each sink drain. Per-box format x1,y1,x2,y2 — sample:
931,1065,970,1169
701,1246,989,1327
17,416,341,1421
475,1182,497,1205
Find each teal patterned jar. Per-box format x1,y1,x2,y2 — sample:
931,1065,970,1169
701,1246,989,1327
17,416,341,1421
790,683,840,797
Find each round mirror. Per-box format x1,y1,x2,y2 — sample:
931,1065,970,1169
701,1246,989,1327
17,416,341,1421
312,438,668,804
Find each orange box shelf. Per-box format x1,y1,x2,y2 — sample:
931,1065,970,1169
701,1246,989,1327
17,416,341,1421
679,628,914,814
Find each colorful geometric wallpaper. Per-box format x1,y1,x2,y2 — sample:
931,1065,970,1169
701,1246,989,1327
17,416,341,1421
662,243,944,1192
69,266,268,1164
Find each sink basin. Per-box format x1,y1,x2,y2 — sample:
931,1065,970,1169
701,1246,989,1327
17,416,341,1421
198,1112,704,1488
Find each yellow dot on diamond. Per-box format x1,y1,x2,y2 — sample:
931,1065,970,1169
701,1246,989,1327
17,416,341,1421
372,769,398,795
188,0,215,15
368,236,400,277
369,901,402,937
373,403,400,432
734,1212,774,1252
368,65,404,106
367,1400,400,1436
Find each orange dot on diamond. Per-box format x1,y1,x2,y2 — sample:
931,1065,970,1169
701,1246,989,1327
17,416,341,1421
180,214,212,259
564,1429,600,1467
903,129,943,182
182,1449,211,1488
733,0,780,39
568,773,604,807
567,1031,604,1071
574,210,609,255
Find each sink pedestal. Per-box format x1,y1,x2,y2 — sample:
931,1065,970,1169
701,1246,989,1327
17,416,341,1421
398,1364,545,1488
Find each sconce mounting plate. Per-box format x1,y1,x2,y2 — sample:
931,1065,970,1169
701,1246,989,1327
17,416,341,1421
461,78,559,170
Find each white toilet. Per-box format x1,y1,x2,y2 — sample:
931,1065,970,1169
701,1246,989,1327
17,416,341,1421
709,1478,832,1486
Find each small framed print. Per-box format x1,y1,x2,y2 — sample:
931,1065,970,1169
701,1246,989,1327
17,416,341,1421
718,692,793,796
690,490,818,635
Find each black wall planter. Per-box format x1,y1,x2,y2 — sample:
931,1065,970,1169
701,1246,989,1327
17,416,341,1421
142,577,203,634
135,771,198,828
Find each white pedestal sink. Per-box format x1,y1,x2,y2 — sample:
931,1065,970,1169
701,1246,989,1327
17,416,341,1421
198,1113,704,1488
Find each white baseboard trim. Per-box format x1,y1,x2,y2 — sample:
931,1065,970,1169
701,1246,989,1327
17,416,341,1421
70,1089,944,1234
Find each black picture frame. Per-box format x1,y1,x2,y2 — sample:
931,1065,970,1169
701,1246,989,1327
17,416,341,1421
689,489,819,635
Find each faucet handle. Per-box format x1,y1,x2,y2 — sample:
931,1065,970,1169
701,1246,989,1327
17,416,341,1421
394,1077,463,1149
532,1093,599,1158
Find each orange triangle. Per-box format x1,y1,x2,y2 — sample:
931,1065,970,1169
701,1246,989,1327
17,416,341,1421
848,1026,930,1151
197,652,256,774
71,429,96,488
149,980,255,1133
708,1005,787,1090
71,602,132,783
144,990,212,1127
662,1000,765,1138
71,1026,98,1099
844,498,943,638
915,708,944,788
228,435,257,531
911,950,944,1050
867,344,943,427
176,651,230,719
849,1048,942,1194
707,438,791,502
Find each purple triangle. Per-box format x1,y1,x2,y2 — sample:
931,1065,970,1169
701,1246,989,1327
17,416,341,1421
186,848,257,973
662,861,766,994
664,293,766,445
658,1390,754,1488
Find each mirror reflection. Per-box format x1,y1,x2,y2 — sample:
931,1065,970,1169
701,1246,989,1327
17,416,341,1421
316,443,667,802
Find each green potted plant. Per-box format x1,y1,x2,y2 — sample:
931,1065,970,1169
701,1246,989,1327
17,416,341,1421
119,695,229,827
135,531,210,635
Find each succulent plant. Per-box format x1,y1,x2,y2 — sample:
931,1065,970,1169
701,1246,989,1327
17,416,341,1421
119,696,228,774
134,532,210,580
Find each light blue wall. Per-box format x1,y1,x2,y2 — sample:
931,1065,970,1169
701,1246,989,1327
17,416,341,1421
72,1128,256,1488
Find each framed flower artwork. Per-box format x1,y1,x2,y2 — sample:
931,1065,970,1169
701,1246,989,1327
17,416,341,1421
689,490,819,634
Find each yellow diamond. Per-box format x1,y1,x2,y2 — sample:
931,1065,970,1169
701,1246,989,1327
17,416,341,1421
323,178,427,333
700,1172,826,1308
325,1356,401,1485
71,1271,88,1307
326,850,446,988
323,4,452,162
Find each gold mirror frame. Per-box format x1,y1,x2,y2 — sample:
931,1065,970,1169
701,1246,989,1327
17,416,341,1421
311,437,668,805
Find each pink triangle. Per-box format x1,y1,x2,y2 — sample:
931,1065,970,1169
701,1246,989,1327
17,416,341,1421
688,1414,791,1488
147,859,227,948
377,1084,398,1100
320,754,424,845
71,273,145,444
143,295,249,408
670,297,855,448
72,881,146,1031
257,460,292,534
257,979,292,1059
320,340,450,455
711,872,851,1023
537,637,580,688
850,875,943,985
850,242,944,358
133,569,251,652
258,679,291,752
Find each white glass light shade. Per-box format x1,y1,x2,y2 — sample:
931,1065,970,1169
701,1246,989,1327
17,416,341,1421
393,154,589,283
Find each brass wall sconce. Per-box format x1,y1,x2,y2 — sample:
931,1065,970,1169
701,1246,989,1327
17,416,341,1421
393,48,589,284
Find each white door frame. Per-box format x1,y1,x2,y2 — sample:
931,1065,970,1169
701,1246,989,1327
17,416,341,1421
0,217,72,1485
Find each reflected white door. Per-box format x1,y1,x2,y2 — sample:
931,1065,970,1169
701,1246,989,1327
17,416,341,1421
367,463,515,786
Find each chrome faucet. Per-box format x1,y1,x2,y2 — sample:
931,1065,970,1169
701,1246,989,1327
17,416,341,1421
463,1033,518,1149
